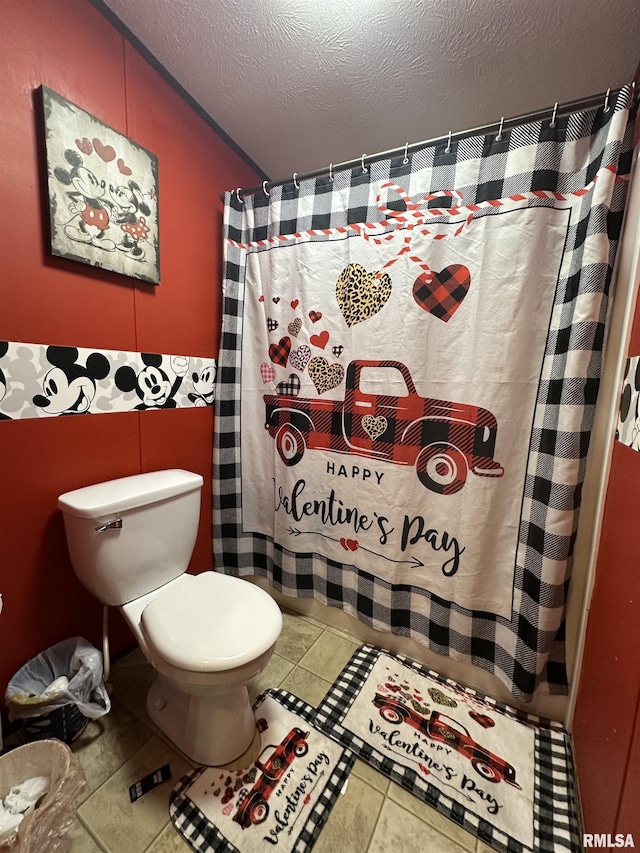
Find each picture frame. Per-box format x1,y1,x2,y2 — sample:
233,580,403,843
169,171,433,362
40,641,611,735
40,86,160,284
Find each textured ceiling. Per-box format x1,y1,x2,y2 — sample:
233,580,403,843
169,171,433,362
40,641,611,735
98,0,640,185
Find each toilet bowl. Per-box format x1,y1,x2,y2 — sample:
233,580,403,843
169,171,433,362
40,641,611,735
58,470,283,766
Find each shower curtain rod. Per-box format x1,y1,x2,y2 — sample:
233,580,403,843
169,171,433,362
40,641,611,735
225,86,631,202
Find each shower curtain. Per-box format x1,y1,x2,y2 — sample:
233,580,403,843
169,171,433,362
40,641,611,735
214,86,636,702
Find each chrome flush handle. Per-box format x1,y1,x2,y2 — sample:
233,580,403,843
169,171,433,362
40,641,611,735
95,518,123,533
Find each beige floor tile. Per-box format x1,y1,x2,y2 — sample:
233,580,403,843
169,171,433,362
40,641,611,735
78,736,190,853
313,776,384,853
294,613,327,630
108,647,153,697
279,665,332,706
298,631,359,683
71,699,155,804
118,671,159,732
387,782,476,850
275,612,325,663
67,815,106,852
476,843,495,853
368,798,468,853
247,652,295,703
351,758,390,794
145,821,193,852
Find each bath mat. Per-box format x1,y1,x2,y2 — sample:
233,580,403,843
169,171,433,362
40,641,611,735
315,644,581,853
169,689,355,853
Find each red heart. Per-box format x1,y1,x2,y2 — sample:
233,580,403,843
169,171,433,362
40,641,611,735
304,794,311,804
418,763,431,776
117,157,132,176
92,138,116,162
412,265,471,322
340,537,358,551
269,337,291,367
469,710,495,728
76,137,92,155
259,295,265,302
290,299,299,309
310,330,329,349
309,310,322,323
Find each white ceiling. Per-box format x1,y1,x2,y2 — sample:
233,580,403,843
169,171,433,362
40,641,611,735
99,0,640,185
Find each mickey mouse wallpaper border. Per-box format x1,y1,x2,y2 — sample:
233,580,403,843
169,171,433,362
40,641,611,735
0,341,216,420
40,86,160,284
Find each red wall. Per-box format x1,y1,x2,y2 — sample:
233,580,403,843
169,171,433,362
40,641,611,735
0,0,260,700
573,307,640,835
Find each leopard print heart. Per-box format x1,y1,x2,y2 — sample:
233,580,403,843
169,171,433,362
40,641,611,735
362,414,388,440
336,263,392,327
243,768,257,785
289,344,311,372
288,318,302,337
308,356,345,394
427,687,458,708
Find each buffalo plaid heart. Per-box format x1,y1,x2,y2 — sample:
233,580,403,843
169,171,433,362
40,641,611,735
276,373,301,397
267,317,279,332
269,336,291,367
412,264,471,322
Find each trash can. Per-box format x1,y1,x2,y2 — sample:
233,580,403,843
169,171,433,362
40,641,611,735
0,739,85,852
5,638,110,744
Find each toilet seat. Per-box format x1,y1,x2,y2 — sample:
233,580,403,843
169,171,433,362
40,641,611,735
140,571,282,673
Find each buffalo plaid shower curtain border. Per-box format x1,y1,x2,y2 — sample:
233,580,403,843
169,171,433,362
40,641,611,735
214,86,636,702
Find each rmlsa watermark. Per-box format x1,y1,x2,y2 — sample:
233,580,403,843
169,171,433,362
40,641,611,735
583,835,635,848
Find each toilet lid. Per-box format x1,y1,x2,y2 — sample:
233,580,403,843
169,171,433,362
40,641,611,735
140,572,283,672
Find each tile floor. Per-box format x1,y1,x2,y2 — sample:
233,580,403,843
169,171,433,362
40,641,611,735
60,611,496,853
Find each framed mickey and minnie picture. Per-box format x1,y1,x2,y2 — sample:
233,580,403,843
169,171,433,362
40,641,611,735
40,86,160,284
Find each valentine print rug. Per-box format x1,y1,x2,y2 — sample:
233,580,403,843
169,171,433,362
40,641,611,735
169,690,355,853
315,645,581,852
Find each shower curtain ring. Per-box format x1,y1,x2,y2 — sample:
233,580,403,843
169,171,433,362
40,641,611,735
604,88,611,112
262,180,270,196
445,130,452,153
550,102,558,128
328,163,334,181
361,154,368,173
235,188,243,204
293,173,300,190
402,143,409,164
496,117,505,141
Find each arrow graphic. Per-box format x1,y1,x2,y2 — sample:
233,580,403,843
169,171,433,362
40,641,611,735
286,528,424,568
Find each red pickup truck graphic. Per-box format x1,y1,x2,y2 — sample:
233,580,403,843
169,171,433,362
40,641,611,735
373,693,521,788
264,359,504,494
233,727,309,829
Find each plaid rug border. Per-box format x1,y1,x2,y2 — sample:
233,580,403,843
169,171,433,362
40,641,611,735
169,689,355,853
313,644,582,853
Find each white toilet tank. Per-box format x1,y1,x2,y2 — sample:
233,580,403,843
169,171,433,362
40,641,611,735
58,469,204,606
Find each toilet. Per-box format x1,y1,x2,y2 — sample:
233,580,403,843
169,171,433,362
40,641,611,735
57,469,282,766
